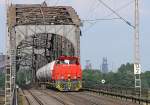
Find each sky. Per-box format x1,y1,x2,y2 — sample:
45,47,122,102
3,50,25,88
0,0,150,71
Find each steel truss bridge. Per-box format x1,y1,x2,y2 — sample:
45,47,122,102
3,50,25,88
4,1,150,105
5,2,81,105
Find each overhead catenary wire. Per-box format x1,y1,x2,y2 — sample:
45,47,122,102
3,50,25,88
44,0,60,6
103,0,134,19
83,0,134,22
54,0,60,6
85,1,101,20
82,18,120,22
82,0,134,33
81,18,120,33
96,0,135,28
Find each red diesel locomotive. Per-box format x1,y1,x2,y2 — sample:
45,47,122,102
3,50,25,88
36,56,82,91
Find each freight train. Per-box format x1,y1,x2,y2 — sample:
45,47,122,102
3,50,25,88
36,56,82,91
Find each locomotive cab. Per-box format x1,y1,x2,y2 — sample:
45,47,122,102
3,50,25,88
53,56,82,91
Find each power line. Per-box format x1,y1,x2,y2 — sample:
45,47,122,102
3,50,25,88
84,0,132,21
84,0,134,22
82,18,120,22
81,21,97,33
85,1,100,20
82,0,134,33
83,0,134,22
97,0,135,28
103,0,134,19
81,18,120,33
45,0,60,6
54,0,60,6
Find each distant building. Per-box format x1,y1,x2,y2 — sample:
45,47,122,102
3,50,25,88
101,57,108,73
0,53,5,73
85,60,92,70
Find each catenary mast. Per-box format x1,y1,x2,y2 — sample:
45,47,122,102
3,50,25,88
134,0,141,97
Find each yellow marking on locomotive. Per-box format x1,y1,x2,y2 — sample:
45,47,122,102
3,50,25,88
75,81,82,91
55,80,82,91
56,81,62,91
67,79,71,90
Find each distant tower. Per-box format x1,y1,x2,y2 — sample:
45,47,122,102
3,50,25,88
101,57,108,73
85,60,92,70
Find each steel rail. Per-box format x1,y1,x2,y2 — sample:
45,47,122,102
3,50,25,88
22,90,31,105
28,90,44,105
41,90,70,105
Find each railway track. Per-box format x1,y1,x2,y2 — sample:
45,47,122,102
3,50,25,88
28,90,44,105
22,90,30,105
43,89,110,105
21,89,142,105
44,89,141,105
41,90,71,105
22,90,44,105
65,92,99,105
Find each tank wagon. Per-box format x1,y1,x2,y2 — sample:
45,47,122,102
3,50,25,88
36,56,82,91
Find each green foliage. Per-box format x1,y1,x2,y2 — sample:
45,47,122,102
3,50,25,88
82,70,103,87
83,63,150,89
141,71,150,88
0,72,5,89
112,63,134,87
83,70,102,81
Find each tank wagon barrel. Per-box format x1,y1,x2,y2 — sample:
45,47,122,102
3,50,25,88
36,61,55,81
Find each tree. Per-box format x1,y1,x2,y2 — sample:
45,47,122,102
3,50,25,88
82,70,103,87
115,63,134,87
142,71,150,88
82,63,135,88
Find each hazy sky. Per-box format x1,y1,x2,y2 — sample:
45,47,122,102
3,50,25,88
0,0,150,71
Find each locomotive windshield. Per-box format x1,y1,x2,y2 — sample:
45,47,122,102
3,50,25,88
56,59,79,64
56,56,80,65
